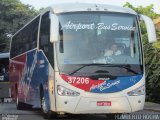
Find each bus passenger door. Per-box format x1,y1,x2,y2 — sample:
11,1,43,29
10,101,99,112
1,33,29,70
39,11,56,111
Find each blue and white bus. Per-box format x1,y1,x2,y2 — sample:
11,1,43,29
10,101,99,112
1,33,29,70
9,3,156,118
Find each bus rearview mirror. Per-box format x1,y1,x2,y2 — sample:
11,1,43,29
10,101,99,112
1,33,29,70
50,13,59,43
140,15,157,43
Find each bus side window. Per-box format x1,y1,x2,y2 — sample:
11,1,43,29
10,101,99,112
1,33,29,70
39,11,54,68
10,16,39,58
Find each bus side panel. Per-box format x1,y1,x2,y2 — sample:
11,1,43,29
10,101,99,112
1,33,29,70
37,50,56,111
16,49,49,108
22,50,40,107
10,54,26,101
10,49,55,110
36,50,51,109
9,50,43,108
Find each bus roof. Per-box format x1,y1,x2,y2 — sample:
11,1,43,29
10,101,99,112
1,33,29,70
48,3,137,15
0,52,10,58
11,3,138,40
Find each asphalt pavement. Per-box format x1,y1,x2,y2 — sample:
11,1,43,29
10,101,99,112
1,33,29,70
0,101,160,120
144,102,160,112
1,99,160,112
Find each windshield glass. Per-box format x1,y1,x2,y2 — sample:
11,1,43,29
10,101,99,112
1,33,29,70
56,12,143,76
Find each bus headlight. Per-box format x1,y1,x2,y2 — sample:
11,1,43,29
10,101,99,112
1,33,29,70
57,85,80,96
127,85,145,96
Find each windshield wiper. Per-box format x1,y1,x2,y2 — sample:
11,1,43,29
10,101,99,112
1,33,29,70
69,64,101,75
69,64,139,75
100,64,139,74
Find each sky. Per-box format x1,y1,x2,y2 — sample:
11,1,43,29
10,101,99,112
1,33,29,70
20,0,160,14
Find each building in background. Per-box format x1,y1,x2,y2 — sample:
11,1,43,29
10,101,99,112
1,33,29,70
154,17,160,29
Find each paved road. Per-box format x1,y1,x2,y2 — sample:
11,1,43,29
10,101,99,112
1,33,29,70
0,103,160,120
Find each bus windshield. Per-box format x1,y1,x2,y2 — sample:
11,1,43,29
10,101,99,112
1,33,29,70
56,12,143,76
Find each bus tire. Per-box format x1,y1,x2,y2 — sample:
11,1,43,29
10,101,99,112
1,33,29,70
40,87,52,119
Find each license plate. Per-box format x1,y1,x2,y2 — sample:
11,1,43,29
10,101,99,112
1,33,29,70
97,101,112,106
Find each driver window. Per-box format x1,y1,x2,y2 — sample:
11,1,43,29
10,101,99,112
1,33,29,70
39,11,54,67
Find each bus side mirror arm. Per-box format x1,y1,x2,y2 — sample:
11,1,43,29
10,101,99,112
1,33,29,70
50,13,59,43
140,14,157,43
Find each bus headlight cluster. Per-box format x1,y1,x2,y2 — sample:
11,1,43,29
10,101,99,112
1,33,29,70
127,85,145,96
57,85,80,96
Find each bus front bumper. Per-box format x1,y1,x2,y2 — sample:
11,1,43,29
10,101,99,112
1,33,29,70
74,96,131,114
56,95,144,114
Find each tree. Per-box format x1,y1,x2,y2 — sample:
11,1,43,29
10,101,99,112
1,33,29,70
124,2,158,19
0,0,38,52
124,2,160,103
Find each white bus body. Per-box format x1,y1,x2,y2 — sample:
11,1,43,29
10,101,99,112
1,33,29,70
9,3,156,118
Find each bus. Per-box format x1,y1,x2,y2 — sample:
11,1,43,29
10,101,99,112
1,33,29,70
0,52,10,102
9,3,157,118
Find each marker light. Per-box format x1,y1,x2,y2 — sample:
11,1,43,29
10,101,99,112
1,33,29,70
57,85,80,96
